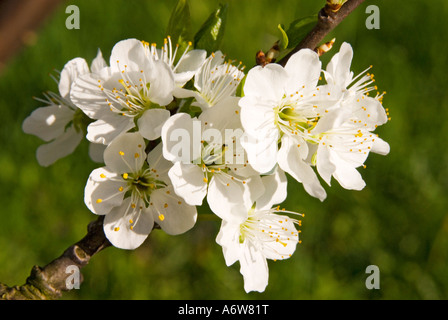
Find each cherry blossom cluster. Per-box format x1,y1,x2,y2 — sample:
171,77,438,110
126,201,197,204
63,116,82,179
23,37,389,293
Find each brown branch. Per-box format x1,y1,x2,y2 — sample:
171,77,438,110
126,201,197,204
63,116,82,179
278,0,366,66
0,216,111,300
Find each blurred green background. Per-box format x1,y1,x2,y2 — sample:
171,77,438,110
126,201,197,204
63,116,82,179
1,0,447,300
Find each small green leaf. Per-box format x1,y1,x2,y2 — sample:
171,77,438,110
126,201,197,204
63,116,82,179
285,15,317,49
194,3,228,54
236,74,247,98
166,0,192,52
278,24,289,50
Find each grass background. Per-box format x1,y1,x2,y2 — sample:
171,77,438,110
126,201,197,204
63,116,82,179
1,0,448,300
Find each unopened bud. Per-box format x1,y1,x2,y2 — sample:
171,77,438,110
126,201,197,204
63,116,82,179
256,41,281,67
315,38,336,56
326,0,348,13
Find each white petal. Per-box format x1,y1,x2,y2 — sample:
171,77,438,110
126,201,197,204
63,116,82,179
35,125,83,167
239,241,269,293
277,135,326,201
103,132,146,174
216,220,241,266
90,49,108,74
195,51,226,92
173,87,200,100
86,113,135,145
176,50,207,73
147,142,172,185
22,104,75,142
371,136,390,155
109,39,146,73
332,157,366,190
199,96,242,132
84,167,127,215
311,107,351,135
150,186,197,235
168,162,207,206
174,49,207,86
240,129,279,175
243,64,287,102
284,48,321,94
316,143,336,186
241,175,265,212
70,72,112,120
349,95,388,128
137,108,171,141
207,174,248,223
58,57,90,100
255,168,288,211
239,96,277,133
260,213,299,260
146,59,175,106
103,198,154,250
325,42,354,87
161,112,200,163
88,142,106,163
239,97,279,174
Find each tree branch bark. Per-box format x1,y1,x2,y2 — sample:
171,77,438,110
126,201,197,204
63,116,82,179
278,0,366,66
0,216,111,300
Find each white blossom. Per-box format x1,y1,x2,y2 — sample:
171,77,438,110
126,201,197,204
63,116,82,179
84,132,197,249
161,97,263,223
70,39,176,145
174,51,245,110
22,51,107,166
239,48,335,201
216,168,302,293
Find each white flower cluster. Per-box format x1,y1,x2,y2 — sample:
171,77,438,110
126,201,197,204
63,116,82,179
23,38,389,293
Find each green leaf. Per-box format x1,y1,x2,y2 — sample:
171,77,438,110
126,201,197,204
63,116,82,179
235,74,247,98
285,15,317,49
278,24,289,50
166,0,192,52
194,3,228,54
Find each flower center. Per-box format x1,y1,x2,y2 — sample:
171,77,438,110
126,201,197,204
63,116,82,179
238,208,303,257
98,67,162,118
274,102,318,141
123,167,167,205
198,53,245,106
195,141,248,185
